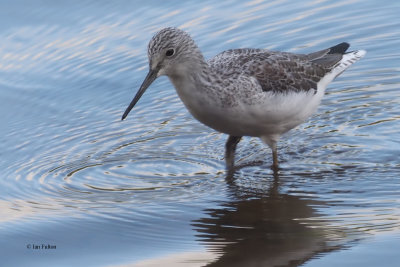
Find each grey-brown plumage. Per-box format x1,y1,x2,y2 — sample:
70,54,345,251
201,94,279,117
122,27,366,171
208,42,350,95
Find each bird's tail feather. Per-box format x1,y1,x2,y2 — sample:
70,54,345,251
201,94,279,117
330,50,366,79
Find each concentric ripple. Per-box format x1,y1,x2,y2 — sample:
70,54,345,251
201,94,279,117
3,119,227,220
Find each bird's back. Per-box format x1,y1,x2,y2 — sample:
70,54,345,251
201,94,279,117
207,43,365,95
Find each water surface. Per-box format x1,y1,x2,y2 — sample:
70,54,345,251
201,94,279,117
1,0,399,266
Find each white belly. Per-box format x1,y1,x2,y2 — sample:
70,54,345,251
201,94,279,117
170,74,328,137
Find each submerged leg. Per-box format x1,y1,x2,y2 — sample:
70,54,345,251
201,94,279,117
260,135,280,171
225,135,242,170
271,143,279,171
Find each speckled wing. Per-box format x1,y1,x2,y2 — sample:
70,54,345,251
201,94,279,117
208,43,349,94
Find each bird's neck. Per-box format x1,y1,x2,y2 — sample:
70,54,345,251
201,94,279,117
168,54,213,92
167,55,220,120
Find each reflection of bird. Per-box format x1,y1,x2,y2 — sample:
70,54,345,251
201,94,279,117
192,176,336,266
121,27,365,171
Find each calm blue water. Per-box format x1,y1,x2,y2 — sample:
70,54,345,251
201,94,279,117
1,0,399,266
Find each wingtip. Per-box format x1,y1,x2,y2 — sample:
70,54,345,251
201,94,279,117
328,42,350,55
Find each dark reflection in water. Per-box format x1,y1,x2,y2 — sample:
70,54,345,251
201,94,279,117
194,172,342,267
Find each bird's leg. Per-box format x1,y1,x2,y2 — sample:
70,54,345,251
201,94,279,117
225,136,242,171
271,142,279,171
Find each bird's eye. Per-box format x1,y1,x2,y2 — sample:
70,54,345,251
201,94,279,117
165,49,175,57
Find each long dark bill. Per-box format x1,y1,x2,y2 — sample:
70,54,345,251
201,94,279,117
121,69,158,120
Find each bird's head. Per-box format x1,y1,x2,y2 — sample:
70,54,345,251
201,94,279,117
121,27,201,120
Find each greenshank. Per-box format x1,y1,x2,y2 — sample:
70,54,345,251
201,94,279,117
122,27,366,171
